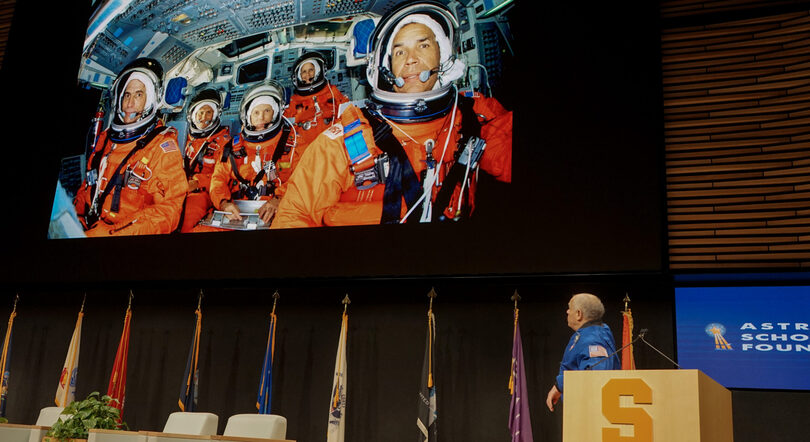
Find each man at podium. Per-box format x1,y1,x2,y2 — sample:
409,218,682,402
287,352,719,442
547,292,620,411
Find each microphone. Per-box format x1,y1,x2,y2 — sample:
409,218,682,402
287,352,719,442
586,328,647,370
418,68,438,82
381,66,439,87
395,69,439,87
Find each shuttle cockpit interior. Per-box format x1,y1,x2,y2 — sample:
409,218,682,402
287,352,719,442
52,0,514,236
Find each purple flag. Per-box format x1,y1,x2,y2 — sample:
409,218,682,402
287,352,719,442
509,315,534,442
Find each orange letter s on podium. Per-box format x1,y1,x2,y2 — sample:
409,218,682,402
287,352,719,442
601,378,653,442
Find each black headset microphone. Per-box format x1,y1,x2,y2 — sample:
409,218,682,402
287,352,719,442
381,66,440,87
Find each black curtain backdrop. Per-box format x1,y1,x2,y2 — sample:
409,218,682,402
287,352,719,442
1,276,675,441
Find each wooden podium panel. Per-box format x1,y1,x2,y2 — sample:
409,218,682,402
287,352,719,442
563,369,733,442
88,429,294,442
0,423,47,442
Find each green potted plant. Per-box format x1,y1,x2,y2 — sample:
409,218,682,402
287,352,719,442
44,392,127,442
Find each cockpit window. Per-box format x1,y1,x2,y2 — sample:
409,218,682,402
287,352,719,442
237,57,269,84
293,22,352,40
218,34,272,58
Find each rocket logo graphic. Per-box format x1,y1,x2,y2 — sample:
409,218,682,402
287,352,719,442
706,323,732,350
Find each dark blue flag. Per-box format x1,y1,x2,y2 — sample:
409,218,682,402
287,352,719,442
256,312,277,414
417,310,437,442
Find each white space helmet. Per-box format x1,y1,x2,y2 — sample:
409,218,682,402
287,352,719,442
109,58,164,142
291,52,327,96
239,80,285,143
186,88,222,139
365,1,464,122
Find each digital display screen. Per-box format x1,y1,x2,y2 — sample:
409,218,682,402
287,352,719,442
48,0,516,238
2,1,665,284
675,286,810,391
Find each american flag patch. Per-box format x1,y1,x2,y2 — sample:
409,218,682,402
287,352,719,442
160,140,178,153
589,345,608,358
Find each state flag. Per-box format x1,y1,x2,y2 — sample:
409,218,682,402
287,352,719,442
56,311,83,406
107,305,132,416
621,309,635,370
327,310,348,442
508,310,534,442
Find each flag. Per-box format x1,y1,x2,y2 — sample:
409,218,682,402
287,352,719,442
107,306,132,416
417,310,437,442
179,307,202,411
56,311,83,406
327,310,348,442
621,309,635,370
0,306,17,417
256,311,277,414
508,310,534,442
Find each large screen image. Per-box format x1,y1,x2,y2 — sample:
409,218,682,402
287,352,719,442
48,0,515,238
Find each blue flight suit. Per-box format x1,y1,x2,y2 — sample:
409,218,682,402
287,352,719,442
555,321,620,392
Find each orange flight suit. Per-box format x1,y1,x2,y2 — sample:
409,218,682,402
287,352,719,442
181,127,230,232
284,83,349,149
74,123,188,236
208,128,296,211
272,92,512,229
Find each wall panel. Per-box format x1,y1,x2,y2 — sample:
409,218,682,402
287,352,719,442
663,9,810,270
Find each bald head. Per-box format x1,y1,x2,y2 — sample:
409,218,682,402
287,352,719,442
566,292,605,331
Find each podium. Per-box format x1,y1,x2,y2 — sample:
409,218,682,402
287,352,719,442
562,369,733,442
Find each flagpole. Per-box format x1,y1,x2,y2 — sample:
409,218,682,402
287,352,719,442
271,289,279,362
180,290,203,411
508,289,534,442
257,290,280,414
334,294,350,408
271,290,279,316
328,294,349,442
621,293,635,370
194,289,202,389
427,288,436,389
509,290,520,395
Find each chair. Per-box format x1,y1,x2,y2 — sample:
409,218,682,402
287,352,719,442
34,407,65,426
28,407,68,442
161,412,218,436
222,414,287,439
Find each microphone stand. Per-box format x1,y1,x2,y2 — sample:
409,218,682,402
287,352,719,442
587,328,648,370
638,333,681,369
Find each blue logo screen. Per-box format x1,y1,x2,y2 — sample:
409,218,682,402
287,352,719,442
675,286,810,390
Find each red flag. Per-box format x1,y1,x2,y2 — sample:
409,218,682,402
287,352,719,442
621,309,635,370
107,306,132,416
